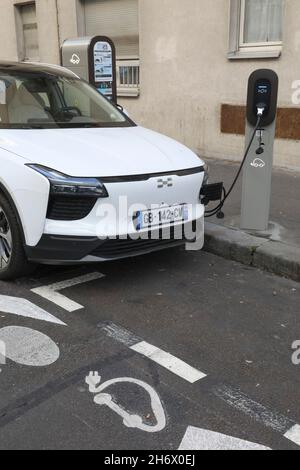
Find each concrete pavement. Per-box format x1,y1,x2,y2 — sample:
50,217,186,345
203,159,300,282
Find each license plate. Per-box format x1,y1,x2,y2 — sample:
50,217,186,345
134,204,188,231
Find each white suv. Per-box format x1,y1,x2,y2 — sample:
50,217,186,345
0,61,205,280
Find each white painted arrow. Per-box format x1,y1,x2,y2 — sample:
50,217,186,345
178,427,270,451
0,295,66,325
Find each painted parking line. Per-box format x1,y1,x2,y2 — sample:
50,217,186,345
100,322,207,384
31,272,105,312
215,385,300,447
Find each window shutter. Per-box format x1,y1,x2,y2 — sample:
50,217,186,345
83,0,139,59
20,3,39,61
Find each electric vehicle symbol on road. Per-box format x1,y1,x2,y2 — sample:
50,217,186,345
85,372,166,433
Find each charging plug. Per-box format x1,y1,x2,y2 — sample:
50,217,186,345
256,146,265,155
256,103,266,117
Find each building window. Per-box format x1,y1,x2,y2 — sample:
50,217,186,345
228,0,284,59
117,60,140,97
82,0,140,97
17,2,39,62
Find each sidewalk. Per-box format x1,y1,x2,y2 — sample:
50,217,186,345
203,159,300,282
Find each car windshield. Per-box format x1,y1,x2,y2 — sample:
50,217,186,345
0,69,133,129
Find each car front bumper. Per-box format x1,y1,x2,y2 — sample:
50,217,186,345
25,218,204,265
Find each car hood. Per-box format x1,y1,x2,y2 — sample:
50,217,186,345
0,126,203,177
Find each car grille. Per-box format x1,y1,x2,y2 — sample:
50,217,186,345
90,221,197,259
47,196,97,221
91,237,183,259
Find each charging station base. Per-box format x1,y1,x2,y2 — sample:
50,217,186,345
240,120,276,232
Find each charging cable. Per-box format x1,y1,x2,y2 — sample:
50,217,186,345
205,112,263,219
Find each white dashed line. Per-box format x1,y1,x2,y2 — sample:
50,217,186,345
215,385,300,447
100,322,207,384
131,341,206,383
215,385,291,433
31,272,105,312
101,321,142,347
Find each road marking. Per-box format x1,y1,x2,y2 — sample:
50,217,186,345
178,427,270,451
86,372,166,433
0,326,60,367
215,385,300,447
131,341,206,383
0,295,65,325
101,321,142,347
215,385,293,433
284,425,300,447
100,322,207,384
31,272,105,312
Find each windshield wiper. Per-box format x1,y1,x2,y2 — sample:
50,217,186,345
19,124,45,129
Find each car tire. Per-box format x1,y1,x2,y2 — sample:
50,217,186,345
0,193,36,281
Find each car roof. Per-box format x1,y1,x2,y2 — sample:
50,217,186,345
0,61,78,78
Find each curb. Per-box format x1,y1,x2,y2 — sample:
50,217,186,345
204,222,300,283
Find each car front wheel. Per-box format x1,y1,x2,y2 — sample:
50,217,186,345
0,194,35,281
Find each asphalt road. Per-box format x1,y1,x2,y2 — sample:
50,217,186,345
0,246,299,450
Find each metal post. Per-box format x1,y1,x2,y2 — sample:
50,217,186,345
240,69,278,232
240,120,276,231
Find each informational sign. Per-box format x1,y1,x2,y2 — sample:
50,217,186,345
62,36,117,104
93,41,114,99
0,80,6,106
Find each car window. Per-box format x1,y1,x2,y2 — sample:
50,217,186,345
0,70,134,129
36,92,50,107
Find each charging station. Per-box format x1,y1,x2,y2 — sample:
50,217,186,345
240,69,279,231
61,36,117,104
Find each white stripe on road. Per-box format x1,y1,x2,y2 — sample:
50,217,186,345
131,341,206,383
178,426,270,451
215,385,300,447
0,295,66,325
101,321,142,347
31,272,105,312
215,385,292,433
100,322,207,384
284,425,300,447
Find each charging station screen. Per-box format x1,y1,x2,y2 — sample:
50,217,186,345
93,41,114,100
254,79,271,118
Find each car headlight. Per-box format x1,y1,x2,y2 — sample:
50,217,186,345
26,164,109,198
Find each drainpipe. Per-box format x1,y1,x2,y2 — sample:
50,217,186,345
55,0,62,64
